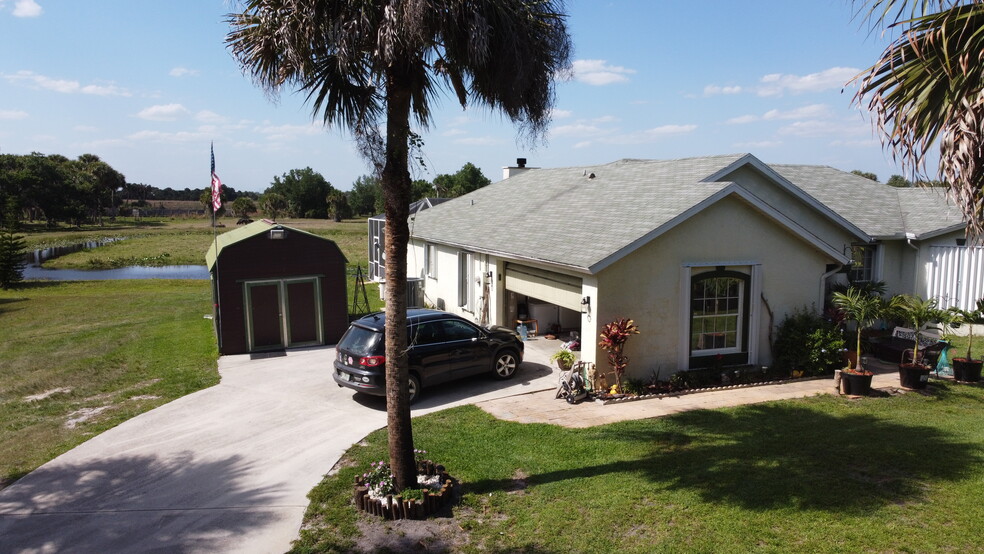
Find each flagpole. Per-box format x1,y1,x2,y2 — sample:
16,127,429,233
210,142,222,352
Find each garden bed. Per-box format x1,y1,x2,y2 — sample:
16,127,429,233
353,460,454,520
596,374,831,405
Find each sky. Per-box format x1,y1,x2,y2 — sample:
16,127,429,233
0,0,923,194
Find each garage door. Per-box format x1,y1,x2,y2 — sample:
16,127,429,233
504,264,583,312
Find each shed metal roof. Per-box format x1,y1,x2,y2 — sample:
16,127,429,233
205,220,330,270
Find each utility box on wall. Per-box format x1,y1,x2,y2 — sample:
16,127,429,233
205,220,349,355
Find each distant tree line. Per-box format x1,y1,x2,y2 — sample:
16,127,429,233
850,169,945,188
1,150,493,226
246,162,492,222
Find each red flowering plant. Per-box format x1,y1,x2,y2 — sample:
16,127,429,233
598,318,640,393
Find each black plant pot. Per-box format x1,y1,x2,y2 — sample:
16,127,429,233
952,359,983,383
840,371,873,396
899,363,931,390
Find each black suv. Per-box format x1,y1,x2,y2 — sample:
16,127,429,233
332,309,524,403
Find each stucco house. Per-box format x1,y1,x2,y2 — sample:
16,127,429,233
402,154,979,379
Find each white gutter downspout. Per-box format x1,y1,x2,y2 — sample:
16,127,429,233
820,265,843,308
906,232,919,250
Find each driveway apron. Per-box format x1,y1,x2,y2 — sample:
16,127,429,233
0,345,557,553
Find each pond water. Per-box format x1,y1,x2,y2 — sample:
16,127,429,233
24,238,209,281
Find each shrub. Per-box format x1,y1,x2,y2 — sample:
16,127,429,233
773,307,845,376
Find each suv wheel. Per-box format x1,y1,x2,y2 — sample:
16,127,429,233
408,373,421,404
492,350,519,380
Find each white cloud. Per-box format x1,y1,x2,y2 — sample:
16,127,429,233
441,129,466,137
0,109,28,120
703,84,742,96
254,122,322,142
550,123,606,138
195,110,226,124
73,125,98,132
728,104,831,124
597,124,697,145
572,59,636,86
757,67,859,97
777,118,868,138
3,70,131,96
169,67,200,78
551,109,573,119
727,114,759,125
128,129,209,143
137,103,190,121
12,0,42,17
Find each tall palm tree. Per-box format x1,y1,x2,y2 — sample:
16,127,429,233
852,0,984,239
227,0,572,490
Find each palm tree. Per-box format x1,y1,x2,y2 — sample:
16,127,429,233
852,0,984,239
227,0,571,491
832,287,897,371
894,294,945,364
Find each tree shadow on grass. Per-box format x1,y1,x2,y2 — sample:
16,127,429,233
0,452,283,552
469,403,982,514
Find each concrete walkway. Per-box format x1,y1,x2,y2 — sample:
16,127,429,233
0,334,922,553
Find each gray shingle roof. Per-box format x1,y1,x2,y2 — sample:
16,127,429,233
410,155,966,272
770,164,963,238
411,156,744,271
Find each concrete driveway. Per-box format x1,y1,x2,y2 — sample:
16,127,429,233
0,343,558,553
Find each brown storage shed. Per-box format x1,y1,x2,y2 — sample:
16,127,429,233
205,220,348,355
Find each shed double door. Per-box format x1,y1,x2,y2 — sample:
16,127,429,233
245,277,323,352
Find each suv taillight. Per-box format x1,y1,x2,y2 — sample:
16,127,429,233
359,356,385,367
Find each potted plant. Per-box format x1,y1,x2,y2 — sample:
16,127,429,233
831,286,896,395
550,347,577,371
894,294,946,390
949,298,984,382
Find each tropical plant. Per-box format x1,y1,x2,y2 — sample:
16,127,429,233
949,298,984,362
852,0,984,238
259,192,287,221
893,294,947,365
550,347,576,370
831,286,898,372
227,0,572,492
598,318,640,392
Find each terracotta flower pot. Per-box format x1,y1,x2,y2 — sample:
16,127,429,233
952,358,983,383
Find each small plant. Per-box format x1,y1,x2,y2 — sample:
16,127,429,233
550,347,577,370
599,317,640,392
399,487,427,502
894,294,947,366
949,299,984,362
362,460,395,498
831,286,899,373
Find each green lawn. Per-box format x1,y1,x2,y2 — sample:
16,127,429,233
294,386,984,553
0,280,219,487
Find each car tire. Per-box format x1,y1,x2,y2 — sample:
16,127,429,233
492,349,519,380
408,373,421,404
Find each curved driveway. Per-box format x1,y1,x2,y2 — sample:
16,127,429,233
0,345,556,553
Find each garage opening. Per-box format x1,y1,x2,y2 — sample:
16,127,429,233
503,264,582,341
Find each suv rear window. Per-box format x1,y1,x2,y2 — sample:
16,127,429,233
338,325,382,356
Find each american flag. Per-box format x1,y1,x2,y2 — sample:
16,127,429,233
210,142,222,212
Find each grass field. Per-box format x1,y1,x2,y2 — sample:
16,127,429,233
294,388,984,553
1,216,381,488
0,280,219,487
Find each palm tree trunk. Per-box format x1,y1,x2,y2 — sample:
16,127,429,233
382,67,416,492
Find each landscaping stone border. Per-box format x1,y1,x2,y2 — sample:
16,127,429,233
353,461,453,520
598,375,832,405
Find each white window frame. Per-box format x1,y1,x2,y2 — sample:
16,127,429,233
458,251,475,311
848,244,876,283
690,276,744,356
425,243,437,279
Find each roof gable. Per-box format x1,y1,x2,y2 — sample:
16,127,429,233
206,220,337,269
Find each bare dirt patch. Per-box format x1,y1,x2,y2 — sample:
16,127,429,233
23,387,72,402
64,405,112,429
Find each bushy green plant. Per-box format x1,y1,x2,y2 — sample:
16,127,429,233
362,460,395,497
399,487,427,502
773,307,844,376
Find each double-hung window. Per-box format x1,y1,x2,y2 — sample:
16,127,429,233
457,251,474,311
848,244,875,283
425,244,437,278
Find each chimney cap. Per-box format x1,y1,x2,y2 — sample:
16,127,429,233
516,158,527,168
